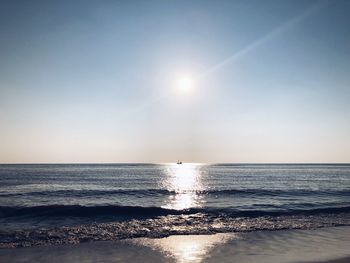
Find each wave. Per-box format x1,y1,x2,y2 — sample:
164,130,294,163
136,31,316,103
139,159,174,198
1,188,350,197
1,204,350,219
1,209,350,248
0,205,187,218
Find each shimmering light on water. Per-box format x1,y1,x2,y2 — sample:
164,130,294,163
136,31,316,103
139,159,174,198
1,164,350,248
134,233,235,263
162,163,204,210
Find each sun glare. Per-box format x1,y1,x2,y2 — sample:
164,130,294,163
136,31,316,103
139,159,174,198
134,234,235,263
177,75,194,94
162,164,203,210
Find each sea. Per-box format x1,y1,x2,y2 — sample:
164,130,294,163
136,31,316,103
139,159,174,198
0,163,349,248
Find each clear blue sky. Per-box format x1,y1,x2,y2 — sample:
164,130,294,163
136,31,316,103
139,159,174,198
0,0,349,163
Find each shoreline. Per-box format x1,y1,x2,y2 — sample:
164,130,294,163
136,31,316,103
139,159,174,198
0,226,349,263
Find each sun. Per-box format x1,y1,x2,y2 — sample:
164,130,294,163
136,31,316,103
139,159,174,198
177,75,194,94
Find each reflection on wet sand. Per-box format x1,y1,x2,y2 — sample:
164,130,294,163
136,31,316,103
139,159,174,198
132,234,235,263
162,164,204,210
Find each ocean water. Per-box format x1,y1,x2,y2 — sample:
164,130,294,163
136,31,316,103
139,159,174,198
0,163,349,248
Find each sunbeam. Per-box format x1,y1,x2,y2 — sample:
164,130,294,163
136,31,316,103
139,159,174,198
198,1,329,79
117,1,329,121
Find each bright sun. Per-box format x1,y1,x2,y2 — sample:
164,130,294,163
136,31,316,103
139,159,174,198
177,75,194,94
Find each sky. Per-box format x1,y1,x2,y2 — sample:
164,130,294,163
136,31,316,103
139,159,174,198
0,0,349,163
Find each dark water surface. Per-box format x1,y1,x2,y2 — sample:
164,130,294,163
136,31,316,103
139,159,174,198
0,163,349,247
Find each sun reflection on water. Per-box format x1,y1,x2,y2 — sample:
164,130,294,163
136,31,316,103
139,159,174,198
162,163,204,210
132,234,235,263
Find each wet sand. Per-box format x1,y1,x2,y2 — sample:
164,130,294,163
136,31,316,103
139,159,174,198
0,226,349,263
313,258,350,263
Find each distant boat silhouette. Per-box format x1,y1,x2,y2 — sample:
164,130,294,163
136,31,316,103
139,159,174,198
177,160,182,165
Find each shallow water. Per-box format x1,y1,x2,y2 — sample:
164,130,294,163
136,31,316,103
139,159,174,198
1,227,350,263
134,226,350,263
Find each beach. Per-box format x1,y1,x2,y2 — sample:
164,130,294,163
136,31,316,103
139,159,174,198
1,226,349,263
2,0,350,261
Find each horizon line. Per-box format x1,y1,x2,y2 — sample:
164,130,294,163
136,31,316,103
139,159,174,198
0,162,349,165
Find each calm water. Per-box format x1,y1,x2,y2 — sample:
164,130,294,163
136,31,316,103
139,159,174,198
0,163,350,247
